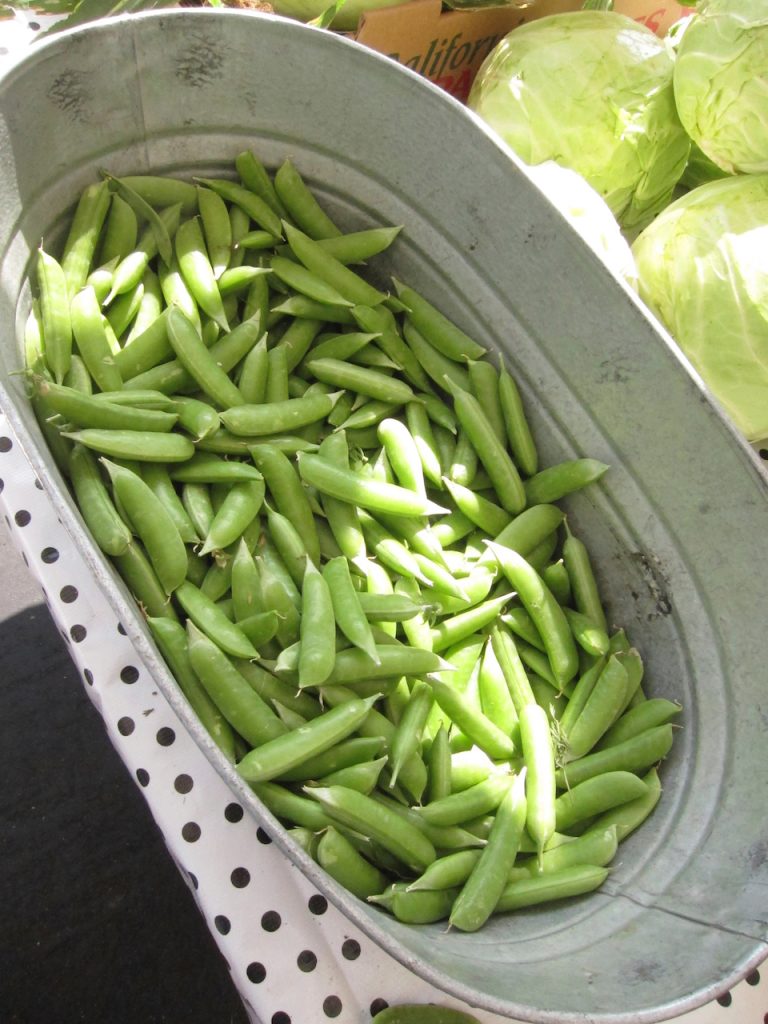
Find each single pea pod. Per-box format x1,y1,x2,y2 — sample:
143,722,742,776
32,377,177,433
418,773,513,828
524,458,609,506
37,246,73,384
199,479,265,556
371,1005,482,1024
175,216,229,331
148,616,236,761
555,771,649,832
68,443,132,556
449,769,528,932
555,724,675,789
519,702,557,866
176,580,260,660
186,622,287,748
305,785,436,873
166,306,244,409
316,826,389,901
495,864,609,913
283,221,387,307
101,458,188,594
61,428,195,463
220,391,342,437
393,279,486,362
298,558,337,689
488,542,579,690
273,158,341,239
238,695,379,783
60,179,112,297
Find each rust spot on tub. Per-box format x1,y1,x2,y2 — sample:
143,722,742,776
630,551,672,619
48,70,90,124
175,36,225,88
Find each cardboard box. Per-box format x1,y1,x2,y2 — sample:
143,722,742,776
352,0,694,101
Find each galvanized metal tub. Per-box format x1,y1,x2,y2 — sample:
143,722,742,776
0,10,766,1022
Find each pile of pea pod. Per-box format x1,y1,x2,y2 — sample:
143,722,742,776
23,150,681,933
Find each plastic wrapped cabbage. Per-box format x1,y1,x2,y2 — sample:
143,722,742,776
673,0,768,175
524,161,638,290
632,174,768,443
467,11,691,235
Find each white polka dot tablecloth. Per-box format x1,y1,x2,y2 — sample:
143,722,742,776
1,13,767,1024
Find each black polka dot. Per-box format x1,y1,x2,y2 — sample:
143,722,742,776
230,867,250,888
83,668,94,686
174,774,193,794
271,1014,290,1024
70,625,87,643
297,950,317,972
323,996,342,1018
156,727,175,746
60,585,78,603
14,509,31,527
370,999,389,1016
759,448,768,460
28,20,40,29
34,478,43,491
257,827,272,844
0,480,4,494
117,717,135,736
261,910,281,932
0,437,12,452
308,894,327,915
746,969,760,985
717,992,732,1007
214,915,231,935
120,665,139,684
182,821,201,843
41,546,59,563
188,872,199,890
117,622,127,635
341,939,360,960
246,962,266,984
136,768,149,787
225,803,244,823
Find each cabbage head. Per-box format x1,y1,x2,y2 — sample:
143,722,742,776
673,0,768,175
467,11,691,235
632,174,768,442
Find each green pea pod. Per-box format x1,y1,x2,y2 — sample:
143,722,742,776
555,771,649,832
220,391,341,437
297,559,337,689
237,334,269,405
251,444,321,566
61,428,195,463
273,159,341,239
100,192,138,267
419,773,513,828
322,556,378,663
186,622,286,747
556,724,675,789
524,458,610,506
317,224,402,264
69,443,132,556
530,824,618,876
371,1005,481,1024
317,826,389,901
306,785,436,873
430,592,512,654
235,149,289,219
102,171,175,267
37,246,73,384
166,306,244,409
61,179,112,297
596,698,682,751
101,458,188,594
196,185,232,279
562,519,608,633
563,654,630,760
498,353,539,477
283,220,387,307
495,864,609,913
141,462,200,544
176,580,260,660
115,174,198,214
449,769,527,932
113,541,178,621
519,702,557,865
587,766,662,842
175,216,229,331
32,377,176,433
148,616,235,761
488,542,579,690
238,695,378,783
200,479,265,556
393,279,486,362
